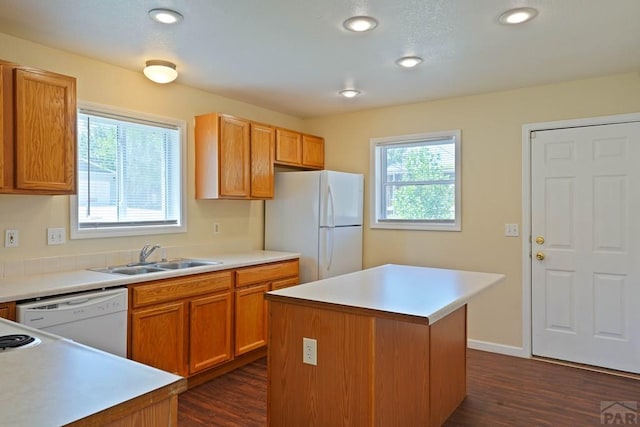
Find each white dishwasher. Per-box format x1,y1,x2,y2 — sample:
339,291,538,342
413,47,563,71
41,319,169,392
16,287,128,357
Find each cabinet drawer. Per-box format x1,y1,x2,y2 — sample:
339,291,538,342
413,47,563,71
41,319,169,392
236,260,299,287
271,277,299,291
131,270,233,308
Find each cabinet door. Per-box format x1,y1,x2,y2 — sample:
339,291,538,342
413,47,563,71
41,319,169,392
14,67,76,193
302,134,324,169
0,62,8,190
0,302,16,321
219,115,250,198
235,283,269,355
189,292,233,374
130,302,187,376
275,128,302,165
250,123,275,199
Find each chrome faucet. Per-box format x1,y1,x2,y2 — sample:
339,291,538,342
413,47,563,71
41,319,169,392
139,244,161,264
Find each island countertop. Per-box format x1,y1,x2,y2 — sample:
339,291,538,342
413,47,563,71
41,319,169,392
266,264,505,324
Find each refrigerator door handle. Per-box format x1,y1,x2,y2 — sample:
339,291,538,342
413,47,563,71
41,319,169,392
326,227,334,273
328,185,336,227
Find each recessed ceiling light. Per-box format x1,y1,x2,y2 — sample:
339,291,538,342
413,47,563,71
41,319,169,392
498,7,538,25
149,8,184,24
143,60,178,84
339,89,360,98
343,16,378,32
396,56,423,68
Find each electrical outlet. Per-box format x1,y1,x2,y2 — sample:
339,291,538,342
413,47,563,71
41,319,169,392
303,337,317,366
504,223,519,237
5,229,19,247
47,227,66,245
213,223,220,234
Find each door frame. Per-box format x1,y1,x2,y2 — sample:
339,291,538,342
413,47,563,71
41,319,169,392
520,112,640,358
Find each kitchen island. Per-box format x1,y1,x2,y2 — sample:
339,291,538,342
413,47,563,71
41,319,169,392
0,318,186,426
265,264,505,427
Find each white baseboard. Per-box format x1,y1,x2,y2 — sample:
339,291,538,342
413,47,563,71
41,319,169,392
467,339,529,358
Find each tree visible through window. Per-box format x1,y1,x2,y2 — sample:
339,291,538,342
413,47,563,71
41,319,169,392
71,104,185,238
371,130,461,231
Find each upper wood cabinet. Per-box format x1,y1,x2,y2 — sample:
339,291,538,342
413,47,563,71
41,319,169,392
195,113,275,199
274,128,302,165
302,134,325,169
250,122,275,199
275,128,324,169
0,60,76,194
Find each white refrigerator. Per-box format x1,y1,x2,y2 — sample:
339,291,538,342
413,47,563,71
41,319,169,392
265,170,364,284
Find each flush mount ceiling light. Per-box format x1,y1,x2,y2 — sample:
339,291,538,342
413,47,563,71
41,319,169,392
343,16,378,32
339,89,360,98
148,8,184,24
396,56,423,68
498,7,538,25
143,60,178,84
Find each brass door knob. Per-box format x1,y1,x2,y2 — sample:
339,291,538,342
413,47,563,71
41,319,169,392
535,252,545,261
535,236,545,245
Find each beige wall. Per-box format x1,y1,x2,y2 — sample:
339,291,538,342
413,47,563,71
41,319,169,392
305,72,640,348
0,32,304,260
2,31,640,348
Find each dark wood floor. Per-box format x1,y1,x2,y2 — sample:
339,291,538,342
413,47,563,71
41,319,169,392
178,349,640,426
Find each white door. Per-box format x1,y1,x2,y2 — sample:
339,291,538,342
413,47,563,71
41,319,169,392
531,122,640,373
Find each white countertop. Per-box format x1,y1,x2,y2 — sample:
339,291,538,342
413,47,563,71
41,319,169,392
0,250,299,303
0,318,185,426
267,264,505,324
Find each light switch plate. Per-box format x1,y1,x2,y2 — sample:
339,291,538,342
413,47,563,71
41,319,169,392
47,227,66,245
504,223,519,237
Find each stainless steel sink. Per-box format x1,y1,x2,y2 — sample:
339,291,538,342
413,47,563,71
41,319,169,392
90,259,222,275
151,260,221,269
109,266,168,275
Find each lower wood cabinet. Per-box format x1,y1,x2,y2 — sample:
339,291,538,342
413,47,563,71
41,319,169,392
235,283,269,355
0,301,16,321
130,301,187,375
189,292,233,373
129,271,233,377
128,259,298,379
234,259,299,356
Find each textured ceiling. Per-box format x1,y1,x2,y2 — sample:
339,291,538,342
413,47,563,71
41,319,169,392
0,0,638,118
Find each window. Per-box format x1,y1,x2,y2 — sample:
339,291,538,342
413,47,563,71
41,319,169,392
370,130,461,231
70,102,186,238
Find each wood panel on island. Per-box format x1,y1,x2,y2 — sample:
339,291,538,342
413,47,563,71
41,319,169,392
0,59,76,194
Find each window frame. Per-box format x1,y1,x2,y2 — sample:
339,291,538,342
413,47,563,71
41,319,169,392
369,130,461,231
70,101,187,239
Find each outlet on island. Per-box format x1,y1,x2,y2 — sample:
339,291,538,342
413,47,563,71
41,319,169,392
303,337,317,366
